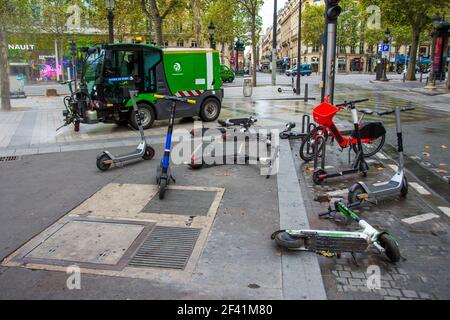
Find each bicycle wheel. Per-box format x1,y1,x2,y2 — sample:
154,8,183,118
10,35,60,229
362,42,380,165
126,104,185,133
352,133,385,158
299,126,326,162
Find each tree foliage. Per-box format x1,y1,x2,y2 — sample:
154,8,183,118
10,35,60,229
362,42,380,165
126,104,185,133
301,2,324,47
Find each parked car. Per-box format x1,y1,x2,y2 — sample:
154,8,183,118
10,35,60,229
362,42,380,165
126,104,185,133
286,64,313,77
220,64,235,83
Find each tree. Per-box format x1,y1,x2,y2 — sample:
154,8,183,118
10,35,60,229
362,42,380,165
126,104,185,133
361,0,447,81
336,0,361,71
140,0,184,46
301,3,324,48
90,0,148,42
236,0,264,87
203,0,247,61
0,0,33,111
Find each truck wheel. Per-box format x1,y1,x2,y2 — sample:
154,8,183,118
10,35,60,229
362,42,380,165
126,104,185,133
228,77,234,83
130,103,155,130
200,98,221,122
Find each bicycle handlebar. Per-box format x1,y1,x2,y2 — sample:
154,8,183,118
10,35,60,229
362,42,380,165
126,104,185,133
154,94,196,105
335,98,369,108
377,107,415,116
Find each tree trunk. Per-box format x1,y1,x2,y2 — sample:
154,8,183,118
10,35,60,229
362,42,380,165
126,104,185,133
406,28,420,81
154,16,163,46
0,26,11,111
251,19,257,87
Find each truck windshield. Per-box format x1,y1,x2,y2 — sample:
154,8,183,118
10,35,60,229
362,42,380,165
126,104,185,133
84,50,104,85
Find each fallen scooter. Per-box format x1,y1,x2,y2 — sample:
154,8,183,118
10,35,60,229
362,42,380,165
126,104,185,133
189,116,276,175
348,106,414,204
155,94,196,199
96,90,155,171
271,199,401,262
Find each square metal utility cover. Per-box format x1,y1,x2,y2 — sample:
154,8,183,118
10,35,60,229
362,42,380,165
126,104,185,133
142,189,218,216
19,218,154,270
129,226,201,270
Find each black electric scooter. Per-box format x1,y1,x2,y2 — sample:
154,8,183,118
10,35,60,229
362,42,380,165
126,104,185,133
155,94,196,199
96,90,155,171
312,100,370,185
348,106,414,204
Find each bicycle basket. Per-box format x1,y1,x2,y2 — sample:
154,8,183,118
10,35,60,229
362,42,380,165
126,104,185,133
312,102,339,126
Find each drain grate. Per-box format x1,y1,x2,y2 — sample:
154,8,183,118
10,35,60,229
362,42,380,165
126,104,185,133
0,156,20,162
129,226,201,270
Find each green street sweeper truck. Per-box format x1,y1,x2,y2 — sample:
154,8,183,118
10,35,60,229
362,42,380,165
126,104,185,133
60,43,223,131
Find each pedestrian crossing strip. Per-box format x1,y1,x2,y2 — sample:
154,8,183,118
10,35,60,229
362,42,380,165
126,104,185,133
401,213,440,224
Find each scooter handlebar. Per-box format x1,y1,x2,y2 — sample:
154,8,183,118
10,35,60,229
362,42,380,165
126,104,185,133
335,98,369,108
377,107,415,116
154,94,196,104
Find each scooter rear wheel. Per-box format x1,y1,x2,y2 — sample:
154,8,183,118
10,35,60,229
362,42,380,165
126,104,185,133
96,154,112,171
348,183,366,204
274,232,305,249
143,146,155,160
379,234,401,263
312,169,326,185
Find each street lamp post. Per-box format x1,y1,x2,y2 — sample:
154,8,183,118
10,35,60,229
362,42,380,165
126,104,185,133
296,0,303,95
272,0,278,85
208,21,216,50
105,0,115,43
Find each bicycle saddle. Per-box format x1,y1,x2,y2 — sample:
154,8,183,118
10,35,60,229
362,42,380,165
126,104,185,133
358,109,374,115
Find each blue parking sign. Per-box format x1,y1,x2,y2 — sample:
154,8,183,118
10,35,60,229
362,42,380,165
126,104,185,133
378,44,390,52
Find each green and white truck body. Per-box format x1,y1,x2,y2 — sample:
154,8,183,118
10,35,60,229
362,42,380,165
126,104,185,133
84,43,223,129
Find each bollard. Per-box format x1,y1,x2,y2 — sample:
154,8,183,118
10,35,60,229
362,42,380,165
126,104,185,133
304,83,309,102
420,72,423,82
403,73,406,83
301,114,310,134
243,78,253,97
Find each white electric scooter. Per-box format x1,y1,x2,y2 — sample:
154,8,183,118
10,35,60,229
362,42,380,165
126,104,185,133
348,106,414,203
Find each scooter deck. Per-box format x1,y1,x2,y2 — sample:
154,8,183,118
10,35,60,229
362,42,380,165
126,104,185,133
368,180,401,193
312,235,368,252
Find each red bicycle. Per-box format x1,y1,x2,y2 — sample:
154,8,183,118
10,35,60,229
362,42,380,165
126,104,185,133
299,98,386,161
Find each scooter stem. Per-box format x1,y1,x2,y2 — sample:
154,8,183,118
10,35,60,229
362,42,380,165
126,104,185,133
395,107,405,171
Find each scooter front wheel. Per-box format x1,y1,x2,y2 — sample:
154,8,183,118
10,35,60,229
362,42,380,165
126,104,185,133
143,146,155,160
379,234,401,263
96,154,112,171
274,231,305,249
159,178,168,199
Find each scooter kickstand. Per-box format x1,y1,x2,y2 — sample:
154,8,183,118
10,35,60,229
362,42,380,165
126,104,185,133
170,175,176,183
351,252,359,266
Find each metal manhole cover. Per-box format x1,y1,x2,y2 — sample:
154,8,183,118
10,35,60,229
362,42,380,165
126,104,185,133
0,156,20,162
142,189,217,216
129,226,201,270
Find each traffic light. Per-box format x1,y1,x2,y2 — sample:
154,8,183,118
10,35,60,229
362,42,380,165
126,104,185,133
326,0,341,21
69,40,77,56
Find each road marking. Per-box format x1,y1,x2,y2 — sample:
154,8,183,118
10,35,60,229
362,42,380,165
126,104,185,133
326,189,348,197
377,153,388,160
437,207,450,218
388,164,398,171
325,165,334,169
402,213,440,224
409,182,431,195
366,159,378,164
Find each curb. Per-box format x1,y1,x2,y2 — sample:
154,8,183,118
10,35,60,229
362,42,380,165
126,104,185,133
277,138,327,300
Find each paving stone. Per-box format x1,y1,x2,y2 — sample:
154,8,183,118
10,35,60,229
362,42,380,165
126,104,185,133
390,280,403,289
402,290,419,298
351,272,366,279
331,270,339,277
334,265,343,271
339,271,351,278
372,288,387,296
387,288,403,297
342,266,352,271
380,280,391,288
396,268,408,275
336,277,348,285
349,278,365,286
380,273,393,281
419,292,432,300
337,285,343,292
384,296,399,300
